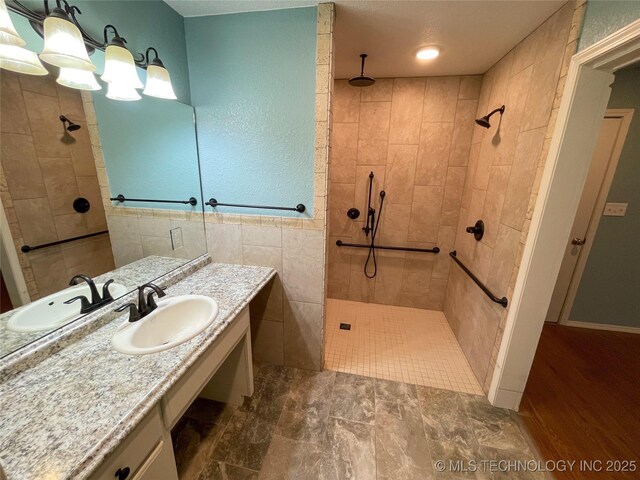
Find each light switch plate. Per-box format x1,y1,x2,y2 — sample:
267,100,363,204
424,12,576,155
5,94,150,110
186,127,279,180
170,227,183,250
603,202,628,217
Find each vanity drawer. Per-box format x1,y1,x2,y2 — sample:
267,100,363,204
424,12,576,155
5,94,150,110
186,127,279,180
91,405,166,480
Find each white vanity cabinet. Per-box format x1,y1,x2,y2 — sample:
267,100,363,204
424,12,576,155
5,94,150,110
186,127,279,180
90,307,253,480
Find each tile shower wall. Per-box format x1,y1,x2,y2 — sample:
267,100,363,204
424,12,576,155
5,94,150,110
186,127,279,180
0,72,114,300
444,1,585,392
327,75,481,309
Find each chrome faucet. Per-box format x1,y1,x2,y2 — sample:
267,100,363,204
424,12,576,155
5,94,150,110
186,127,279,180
64,275,116,314
115,283,166,322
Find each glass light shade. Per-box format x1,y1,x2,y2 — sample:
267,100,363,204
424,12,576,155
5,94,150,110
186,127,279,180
101,44,143,89
106,81,141,101
57,67,101,91
0,0,26,47
143,65,177,100
39,15,95,71
0,45,48,75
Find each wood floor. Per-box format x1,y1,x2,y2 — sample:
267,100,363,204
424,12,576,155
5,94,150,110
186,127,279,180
519,323,640,480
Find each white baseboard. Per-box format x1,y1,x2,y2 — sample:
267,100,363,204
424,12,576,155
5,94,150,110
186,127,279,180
562,320,640,334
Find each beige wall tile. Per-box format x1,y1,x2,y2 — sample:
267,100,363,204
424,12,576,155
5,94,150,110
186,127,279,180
330,122,358,183
13,197,57,245
78,175,107,231
251,275,284,323
251,318,284,365
54,212,88,239
40,158,79,215
141,235,174,257
283,300,323,370
458,75,483,100
374,251,406,304
380,203,411,245
388,78,425,144
0,72,30,134
425,277,448,310
1,133,46,200
242,224,282,247
282,228,324,304
22,91,61,134
481,165,511,248
360,78,393,102
242,245,283,275
348,247,375,302
333,80,360,123
449,99,478,166
327,235,351,299
510,26,540,77
31,129,71,158
408,186,443,243
358,101,391,143
28,247,69,296
400,251,434,295
500,127,546,230
205,223,243,264
441,166,466,227
354,165,385,215
56,84,85,120
328,182,355,237
486,224,521,296
18,75,57,97
384,144,418,205
357,138,389,165
423,76,460,123
433,226,456,279
138,216,171,238
415,122,454,186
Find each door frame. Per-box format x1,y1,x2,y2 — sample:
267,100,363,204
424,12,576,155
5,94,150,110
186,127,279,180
488,19,640,410
557,109,634,326
0,197,30,307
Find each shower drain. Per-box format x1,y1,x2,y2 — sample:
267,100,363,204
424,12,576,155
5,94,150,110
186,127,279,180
339,323,351,330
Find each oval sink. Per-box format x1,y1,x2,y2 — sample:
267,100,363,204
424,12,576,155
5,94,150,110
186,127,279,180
7,282,129,333
111,295,219,355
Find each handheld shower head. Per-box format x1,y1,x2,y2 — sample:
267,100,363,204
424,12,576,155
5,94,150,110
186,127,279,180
60,115,81,132
475,105,505,129
349,54,375,87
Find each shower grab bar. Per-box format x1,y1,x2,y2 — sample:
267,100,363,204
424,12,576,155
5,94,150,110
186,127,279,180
449,250,508,308
21,230,109,253
111,194,198,206
205,198,306,213
336,240,439,254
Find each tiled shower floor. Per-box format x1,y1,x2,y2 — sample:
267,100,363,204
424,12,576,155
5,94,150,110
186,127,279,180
324,299,482,395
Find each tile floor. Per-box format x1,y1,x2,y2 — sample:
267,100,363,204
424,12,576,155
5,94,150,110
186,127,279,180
172,365,545,480
324,299,482,395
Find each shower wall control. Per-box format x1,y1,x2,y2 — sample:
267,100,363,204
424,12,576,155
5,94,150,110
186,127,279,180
466,220,485,241
347,208,360,219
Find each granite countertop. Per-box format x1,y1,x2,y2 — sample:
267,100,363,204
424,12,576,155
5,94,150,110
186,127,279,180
0,263,275,480
0,256,187,359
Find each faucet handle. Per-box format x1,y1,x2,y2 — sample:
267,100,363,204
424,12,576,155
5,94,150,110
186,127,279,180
115,303,141,323
64,295,92,314
102,279,115,302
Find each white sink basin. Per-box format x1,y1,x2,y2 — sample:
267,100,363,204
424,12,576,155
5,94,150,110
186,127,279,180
111,295,219,355
7,282,129,333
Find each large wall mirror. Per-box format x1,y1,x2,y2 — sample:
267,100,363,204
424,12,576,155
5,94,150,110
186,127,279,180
0,14,206,358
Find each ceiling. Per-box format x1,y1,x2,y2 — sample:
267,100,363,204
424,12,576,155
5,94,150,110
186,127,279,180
165,0,567,78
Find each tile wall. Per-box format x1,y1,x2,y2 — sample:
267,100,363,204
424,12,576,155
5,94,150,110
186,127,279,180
0,72,114,299
444,1,586,392
326,75,481,309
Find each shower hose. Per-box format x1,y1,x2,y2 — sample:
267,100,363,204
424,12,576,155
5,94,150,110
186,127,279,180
364,191,385,278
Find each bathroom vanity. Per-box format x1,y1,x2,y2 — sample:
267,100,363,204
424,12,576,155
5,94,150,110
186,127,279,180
0,261,275,480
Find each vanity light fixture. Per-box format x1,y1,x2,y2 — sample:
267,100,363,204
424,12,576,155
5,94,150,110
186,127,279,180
106,80,141,101
416,46,440,60
0,0,25,46
0,0,48,74
57,66,100,90
101,24,142,89
39,0,95,71
141,47,177,100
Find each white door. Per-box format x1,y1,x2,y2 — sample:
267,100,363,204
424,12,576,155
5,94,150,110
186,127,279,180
545,110,634,323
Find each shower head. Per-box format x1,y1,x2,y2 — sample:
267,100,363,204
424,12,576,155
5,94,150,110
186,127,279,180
475,105,505,129
59,115,81,132
349,54,375,87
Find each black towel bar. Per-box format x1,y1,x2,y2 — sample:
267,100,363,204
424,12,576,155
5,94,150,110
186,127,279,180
111,194,198,206
336,240,439,254
205,198,305,213
21,230,109,253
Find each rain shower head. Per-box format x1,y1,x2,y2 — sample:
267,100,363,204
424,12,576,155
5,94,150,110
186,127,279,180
475,105,505,129
60,115,81,132
349,54,375,87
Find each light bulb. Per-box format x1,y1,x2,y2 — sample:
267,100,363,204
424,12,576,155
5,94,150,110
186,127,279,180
416,47,440,60
106,81,141,101
0,44,48,75
57,67,101,91
143,64,177,100
39,10,95,71
0,0,26,47
101,44,143,89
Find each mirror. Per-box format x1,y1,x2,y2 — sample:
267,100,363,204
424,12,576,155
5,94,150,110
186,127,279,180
0,71,206,358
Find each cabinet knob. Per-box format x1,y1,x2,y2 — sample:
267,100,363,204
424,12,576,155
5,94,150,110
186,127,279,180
571,237,586,246
115,467,130,480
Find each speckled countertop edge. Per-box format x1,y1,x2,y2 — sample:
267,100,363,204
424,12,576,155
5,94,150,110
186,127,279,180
0,262,275,480
0,255,211,381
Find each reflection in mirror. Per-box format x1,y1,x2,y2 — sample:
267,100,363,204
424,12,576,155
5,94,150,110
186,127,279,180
0,70,206,358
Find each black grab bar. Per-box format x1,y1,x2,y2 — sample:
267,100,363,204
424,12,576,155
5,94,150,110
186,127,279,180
21,230,109,253
336,240,439,254
449,250,508,308
206,198,306,213
111,194,198,206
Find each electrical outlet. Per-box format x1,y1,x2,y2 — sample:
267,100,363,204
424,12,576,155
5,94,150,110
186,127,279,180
170,227,183,250
603,202,628,217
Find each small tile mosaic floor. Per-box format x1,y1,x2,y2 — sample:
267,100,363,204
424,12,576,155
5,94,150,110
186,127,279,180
324,299,482,395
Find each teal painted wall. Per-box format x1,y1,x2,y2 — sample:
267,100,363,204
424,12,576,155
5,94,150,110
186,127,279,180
93,94,201,212
579,0,640,50
10,1,190,103
185,7,317,217
570,67,640,328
